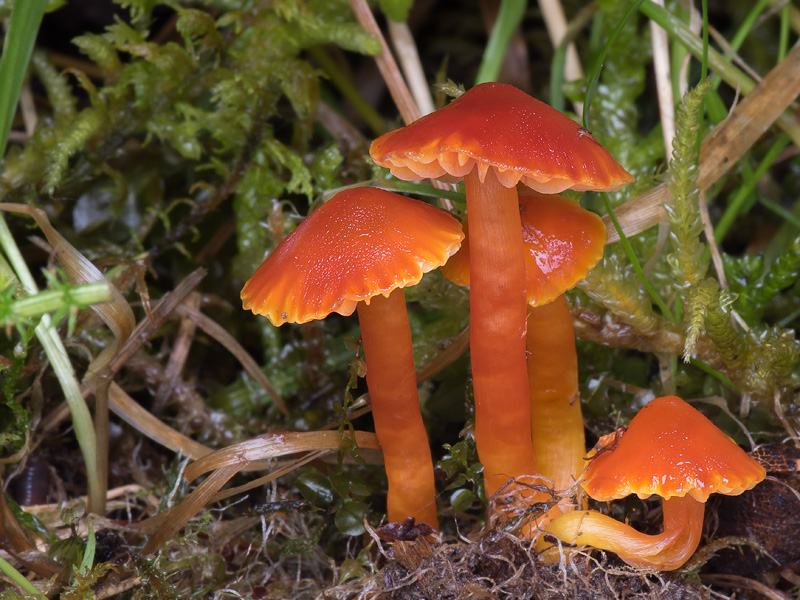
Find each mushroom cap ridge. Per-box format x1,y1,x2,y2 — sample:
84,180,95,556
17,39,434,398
582,396,766,503
241,187,464,326
370,82,634,194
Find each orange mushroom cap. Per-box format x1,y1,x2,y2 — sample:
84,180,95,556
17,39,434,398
370,82,634,194
240,188,464,325
582,396,766,503
441,190,607,306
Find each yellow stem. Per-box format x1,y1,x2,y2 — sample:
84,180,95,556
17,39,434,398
544,495,705,570
527,295,584,492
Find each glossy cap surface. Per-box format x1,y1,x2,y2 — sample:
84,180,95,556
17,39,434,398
370,82,634,194
441,190,606,305
583,396,766,503
241,188,464,325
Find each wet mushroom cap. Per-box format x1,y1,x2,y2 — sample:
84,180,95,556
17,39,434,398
583,396,767,503
240,188,464,325
441,189,607,306
370,82,634,194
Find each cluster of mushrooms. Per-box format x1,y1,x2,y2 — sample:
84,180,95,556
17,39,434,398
240,83,766,571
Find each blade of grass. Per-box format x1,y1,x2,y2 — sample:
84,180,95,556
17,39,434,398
475,0,527,84
779,1,790,62
689,357,739,392
378,179,465,203
319,179,466,204
549,3,597,113
309,46,386,136
583,0,644,129
759,195,800,230
77,523,96,575
725,0,771,61
700,0,708,82
7,282,111,320
0,0,46,157
707,0,769,99
602,193,675,321
0,555,46,599
713,135,789,243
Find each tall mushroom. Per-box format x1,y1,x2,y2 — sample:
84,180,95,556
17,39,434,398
442,190,607,498
544,395,766,570
241,187,464,528
371,82,632,497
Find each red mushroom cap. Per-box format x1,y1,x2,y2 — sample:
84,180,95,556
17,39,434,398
241,188,464,325
370,82,634,194
441,189,607,305
582,396,767,503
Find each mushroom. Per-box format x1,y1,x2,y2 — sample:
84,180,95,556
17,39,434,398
241,187,465,528
544,395,767,570
442,190,607,496
371,82,632,497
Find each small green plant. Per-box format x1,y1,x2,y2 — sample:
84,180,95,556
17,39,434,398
438,438,484,514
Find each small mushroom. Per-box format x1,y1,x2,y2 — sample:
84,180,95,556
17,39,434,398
371,82,632,497
241,188,464,528
544,395,766,570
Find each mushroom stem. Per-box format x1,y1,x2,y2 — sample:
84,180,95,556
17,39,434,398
544,495,705,570
357,289,439,528
527,295,585,492
465,167,538,497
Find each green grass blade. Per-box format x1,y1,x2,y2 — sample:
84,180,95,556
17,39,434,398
700,0,708,82
759,196,800,231
0,0,48,159
779,2,790,63
0,554,46,599
475,0,527,85
549,35,569,113
690,357,739,392
602,193,674,320
714,135,789,243
583,0,644,129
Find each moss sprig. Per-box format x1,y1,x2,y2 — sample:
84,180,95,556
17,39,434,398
72,34,123,79
665,81,711,297
43,107,107,193
742,327,799,397
30,49,77,127
738,234,800,323
683,277,717,362
704,287,748,371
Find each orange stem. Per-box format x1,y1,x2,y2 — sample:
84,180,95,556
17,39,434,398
465,167,538,497
527,295,584,492
357,290,439,528
544,495,705,570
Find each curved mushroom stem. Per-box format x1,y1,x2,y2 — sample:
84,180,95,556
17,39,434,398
527,295,585,493
357,289,439,528
464,167,538,498
544,495,706,570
